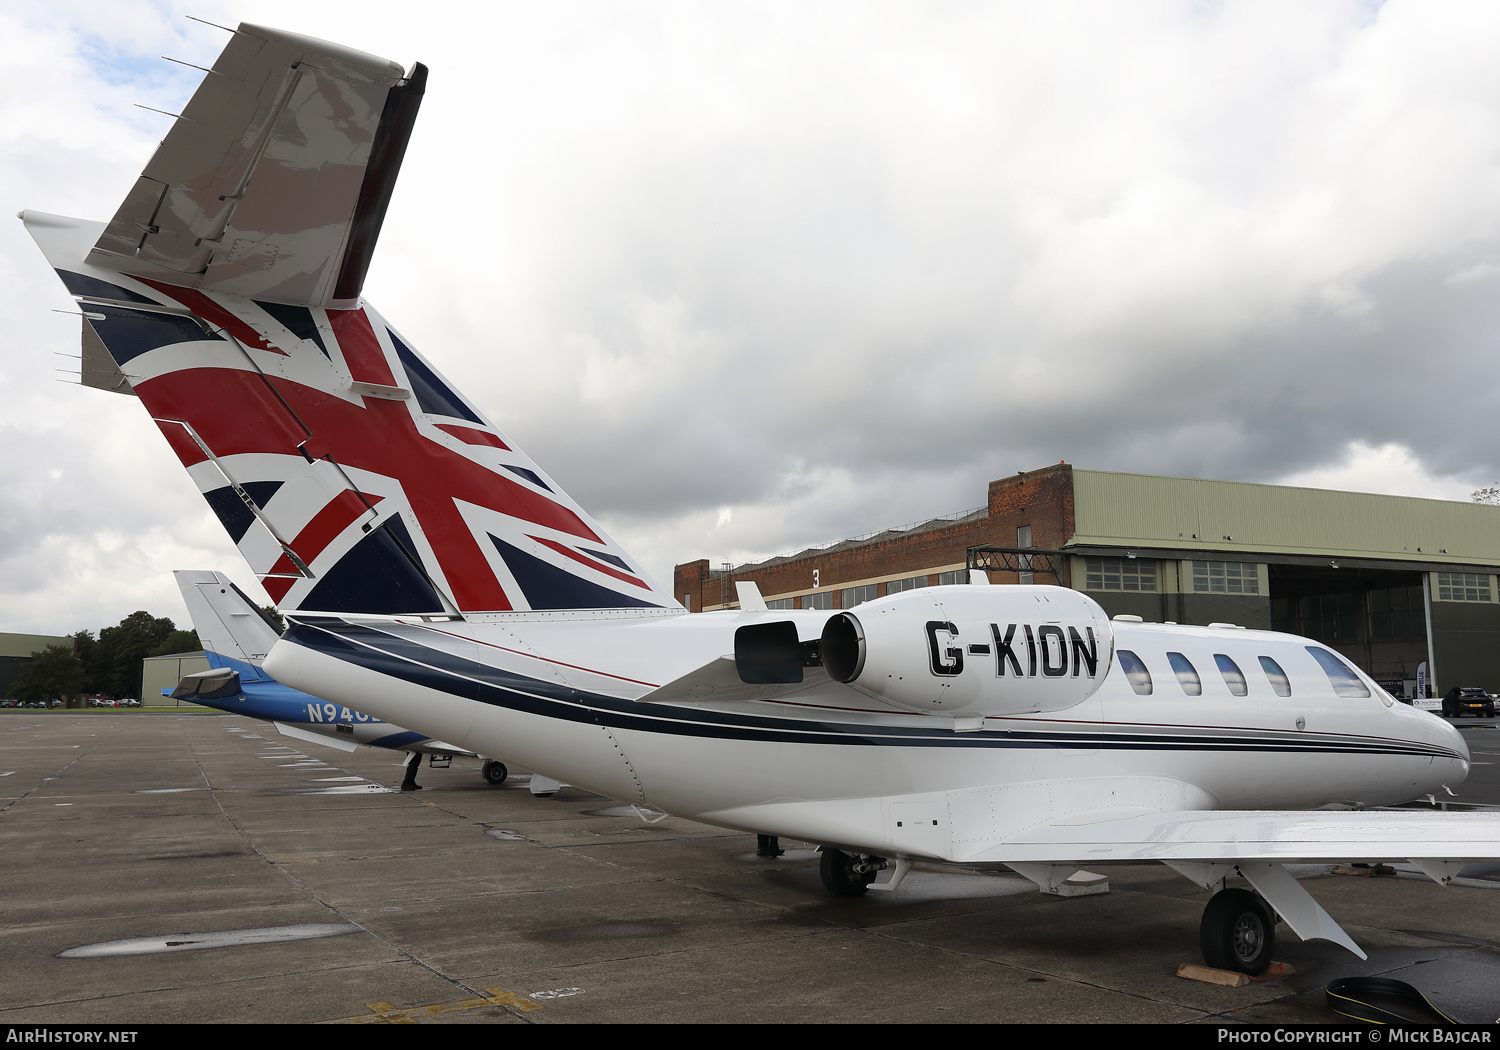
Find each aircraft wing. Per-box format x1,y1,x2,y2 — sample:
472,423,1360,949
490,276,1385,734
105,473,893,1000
88,23,423,309
965,806,1500,960
965,808,1500,866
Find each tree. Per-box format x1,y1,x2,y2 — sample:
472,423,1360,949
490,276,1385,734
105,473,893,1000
149,630,201,657
9,644,84,704
95,611,179,699
1473,487,1500,505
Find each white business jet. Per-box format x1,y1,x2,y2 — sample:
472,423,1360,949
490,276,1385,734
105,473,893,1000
23,22,1493,976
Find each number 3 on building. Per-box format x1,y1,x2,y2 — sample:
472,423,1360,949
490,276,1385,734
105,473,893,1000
813,569,820,588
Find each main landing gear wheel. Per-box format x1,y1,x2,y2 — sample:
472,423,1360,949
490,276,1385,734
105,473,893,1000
481,760,508,786
1200,888,1277,975
819,848,880,897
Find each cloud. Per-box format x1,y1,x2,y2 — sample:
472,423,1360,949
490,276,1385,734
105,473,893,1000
1275,441,1479,502
7,1,1500,630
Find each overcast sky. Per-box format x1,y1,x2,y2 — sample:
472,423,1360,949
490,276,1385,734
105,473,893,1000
5,0,1500,635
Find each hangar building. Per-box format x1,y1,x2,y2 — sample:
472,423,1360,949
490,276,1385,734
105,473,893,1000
0,633,74,699
673,463,1500,698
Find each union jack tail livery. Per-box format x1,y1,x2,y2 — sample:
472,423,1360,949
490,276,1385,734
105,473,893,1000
24,24,672,617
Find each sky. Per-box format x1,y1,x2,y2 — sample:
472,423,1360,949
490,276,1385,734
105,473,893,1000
4,0,1500,635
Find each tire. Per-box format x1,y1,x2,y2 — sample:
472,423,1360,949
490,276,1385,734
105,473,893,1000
1200,888,1276,975
819,848,877,897
481,760,508,786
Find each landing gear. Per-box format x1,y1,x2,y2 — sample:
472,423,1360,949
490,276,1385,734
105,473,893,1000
481,760,508,786
819,848,883,896
1200,888,1277,975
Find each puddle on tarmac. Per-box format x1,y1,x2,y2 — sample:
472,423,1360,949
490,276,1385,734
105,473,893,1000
134,788,208,794
293,784,393,795
60,923,360,958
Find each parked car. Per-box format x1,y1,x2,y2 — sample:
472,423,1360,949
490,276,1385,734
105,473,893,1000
1442,687,1496,718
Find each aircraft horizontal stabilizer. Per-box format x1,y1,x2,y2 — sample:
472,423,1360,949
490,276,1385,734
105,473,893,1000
273,719,359,753
170,666,241,701
88,24,423,309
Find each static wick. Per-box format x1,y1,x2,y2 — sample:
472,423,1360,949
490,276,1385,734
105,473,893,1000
134,104,193,122
163,56,223,76
185,15,237,34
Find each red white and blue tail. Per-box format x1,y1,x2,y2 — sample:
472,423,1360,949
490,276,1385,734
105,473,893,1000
23,24,674,617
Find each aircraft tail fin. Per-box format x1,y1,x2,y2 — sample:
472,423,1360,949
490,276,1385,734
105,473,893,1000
175,570,283,680
27,25,678,618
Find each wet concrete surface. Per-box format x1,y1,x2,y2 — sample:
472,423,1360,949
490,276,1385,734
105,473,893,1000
1,712,1498,1024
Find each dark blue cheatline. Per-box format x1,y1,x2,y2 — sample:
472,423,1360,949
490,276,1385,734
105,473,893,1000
282,618,1463,761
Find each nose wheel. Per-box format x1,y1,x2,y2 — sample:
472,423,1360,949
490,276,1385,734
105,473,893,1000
819,848,884,896
1200,888,1276,974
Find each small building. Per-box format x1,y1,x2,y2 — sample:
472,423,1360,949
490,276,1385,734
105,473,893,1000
0,633,74,699
674,463,1500,698
141,651,211,707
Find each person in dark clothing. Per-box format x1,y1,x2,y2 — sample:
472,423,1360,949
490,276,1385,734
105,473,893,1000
756,834,783,857
401,751,423,791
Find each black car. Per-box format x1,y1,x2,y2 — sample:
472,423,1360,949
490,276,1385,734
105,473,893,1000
1442,687,1495,718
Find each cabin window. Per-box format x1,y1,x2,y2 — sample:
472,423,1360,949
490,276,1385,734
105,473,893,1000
1084,557,1158,592
1167,652,1202,696
1214,654,1248,696
1305,646,1370,698
1258,656,1292,696
1117,650,1152,695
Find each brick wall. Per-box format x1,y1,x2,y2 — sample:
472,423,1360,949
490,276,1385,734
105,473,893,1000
985,463,1076,587
673,463,1078,610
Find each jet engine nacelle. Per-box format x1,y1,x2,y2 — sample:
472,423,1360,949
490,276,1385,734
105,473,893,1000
820,585,1114,717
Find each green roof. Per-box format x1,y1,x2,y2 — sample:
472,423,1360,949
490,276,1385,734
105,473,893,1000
0,633,72,659
1071,470,1500,566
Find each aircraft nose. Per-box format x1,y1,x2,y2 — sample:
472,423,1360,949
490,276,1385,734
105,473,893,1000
1440,712,1469,757
1428,709,1470,783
